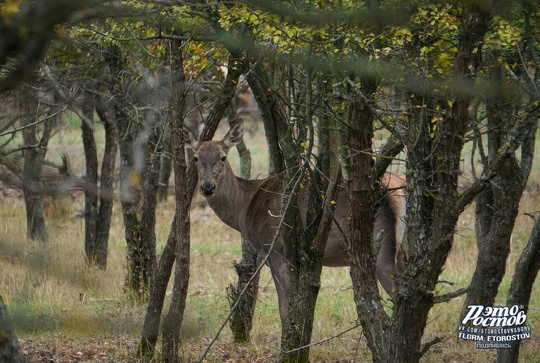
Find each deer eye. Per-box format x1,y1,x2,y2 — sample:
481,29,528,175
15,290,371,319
193,156,199,162
221,156,227,162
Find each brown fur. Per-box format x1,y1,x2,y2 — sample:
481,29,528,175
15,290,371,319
192,123,406,323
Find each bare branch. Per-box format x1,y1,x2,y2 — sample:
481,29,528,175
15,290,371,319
0,107,68,137
272,323,361,355
433,287,468,304
419,336,444,359
41,64,95,129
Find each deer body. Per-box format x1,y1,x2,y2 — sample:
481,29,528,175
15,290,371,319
192,123,405,323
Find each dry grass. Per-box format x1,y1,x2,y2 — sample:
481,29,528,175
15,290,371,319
1,120,540,362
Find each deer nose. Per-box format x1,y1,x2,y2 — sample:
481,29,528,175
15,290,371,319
200,183,215,197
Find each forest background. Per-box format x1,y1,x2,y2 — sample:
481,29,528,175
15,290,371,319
1,1,540,362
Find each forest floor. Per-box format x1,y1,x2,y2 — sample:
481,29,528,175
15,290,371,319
21,336,137,363
20,335,282,363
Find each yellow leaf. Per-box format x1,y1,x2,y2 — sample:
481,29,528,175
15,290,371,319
129,172,141,187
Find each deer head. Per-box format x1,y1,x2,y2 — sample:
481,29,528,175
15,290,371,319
191,122,244,197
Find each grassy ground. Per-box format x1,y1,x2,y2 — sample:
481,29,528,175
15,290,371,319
1,120,539,362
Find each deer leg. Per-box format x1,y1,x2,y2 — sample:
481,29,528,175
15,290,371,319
267,254,291,324
374,200,399,296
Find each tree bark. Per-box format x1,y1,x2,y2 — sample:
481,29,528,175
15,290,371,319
226,113,261,344
384,5,491,362
0,296,25,363
161,53,244,363
347,75,391,362
497,214,540,363
22,143,48,242
104,43,158,296
227,246,260,343
464,16,537,311
81,91,99,264
139,48,243,362
93,98,118,268
157,134,172,202
20,84,53,243
159,38,190,363
161,125,190,363
243,43,337,363
464,66,521,308
82,93,118,269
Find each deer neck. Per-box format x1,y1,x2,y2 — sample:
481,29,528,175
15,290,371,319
206,162,254,232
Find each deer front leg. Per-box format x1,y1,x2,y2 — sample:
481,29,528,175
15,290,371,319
267,253,291,325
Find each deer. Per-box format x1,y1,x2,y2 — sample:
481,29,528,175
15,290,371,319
190,122,406,324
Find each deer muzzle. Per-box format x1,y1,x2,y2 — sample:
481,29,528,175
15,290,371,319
200,183,216,197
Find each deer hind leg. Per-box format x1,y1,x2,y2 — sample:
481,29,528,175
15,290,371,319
374,197,400,296
376,247,399,296
266,254,291,324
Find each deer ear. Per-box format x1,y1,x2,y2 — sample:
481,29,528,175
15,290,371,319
184,127,199,150
222,121,244,148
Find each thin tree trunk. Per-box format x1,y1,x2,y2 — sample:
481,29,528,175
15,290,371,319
94,98,118,268
104,44,157,295
226,112,261,344
138,87,181,359
81,91,99,264
227,141,261,343
161,126,190,363
21,85,53,243
227,243,260,343
82,94,117,269
280,67,334,363
160,38,189,363
279,189,318,363
157,132,172,202
139,47,243,361
22,145,47,242
347,75,391,362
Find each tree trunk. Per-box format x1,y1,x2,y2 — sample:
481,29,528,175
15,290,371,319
20,84,53,243
347,75,391,362
93,98,118,268
160,38,190,363
157,133,172,202
82,94,118,269
465,160,522,307
0,296,25,363
279,189,320,363
244,53,336,363
161,52,244,363
117,116,159,296
22,144,47,242
138,41,188,362
104,44,157,296
269,68,331,363
464,8,538,309
161,126,190,363
464,62,530,309
81,92,99,264
278,172,339,363
497,213,540,363
139,47,243,361
382,5,490,362
227,244,260,343
345,4,491,360
226,113,261,344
